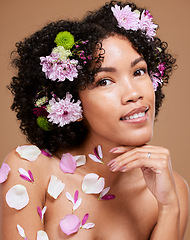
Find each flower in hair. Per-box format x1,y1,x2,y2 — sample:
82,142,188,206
47,92,83,127
54,31,75,50
111,5,157,38
150,62,166,91
138,10,158,38
111,5,140,31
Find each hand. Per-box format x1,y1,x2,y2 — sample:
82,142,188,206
108,145,179,207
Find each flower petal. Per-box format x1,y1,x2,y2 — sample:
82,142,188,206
37,206,47,222
73,198,82,212
101,194,115,200
41,149,52,158
88,154,103,164
47,175,65,199
82,173,105,194
37,230,49,240
0,163,11,183
99,187,110,199
60,214,81,235
81,223,95,229
60,153,77,174
73,155,86,167
65,192,74,204
18,168,34,183
81,213,89,225
16,145,41,161
6,184,29,210
97,145,103,159
17,224,26,238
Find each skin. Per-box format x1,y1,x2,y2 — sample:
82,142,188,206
0,35,189,240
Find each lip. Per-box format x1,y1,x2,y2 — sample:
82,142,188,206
121,106,149,119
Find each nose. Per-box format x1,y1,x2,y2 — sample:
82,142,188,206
121,79,143,104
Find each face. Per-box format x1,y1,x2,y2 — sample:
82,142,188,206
79,35,155,147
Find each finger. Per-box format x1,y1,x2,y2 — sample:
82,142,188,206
109,152,169,172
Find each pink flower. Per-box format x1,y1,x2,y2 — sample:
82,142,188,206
40,54,79,82
65,190,82,212
139,10,158,38
18,168,34,183
111,5,140,31
150,73,163,91
0,163,11,183
47,93,83,127
158,62,166,77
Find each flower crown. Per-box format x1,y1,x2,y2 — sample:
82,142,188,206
111,4,166,90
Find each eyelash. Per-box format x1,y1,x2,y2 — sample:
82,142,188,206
96,78,112,87
133,68,147,77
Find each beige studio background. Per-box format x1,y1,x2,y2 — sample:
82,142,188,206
0,0,189,239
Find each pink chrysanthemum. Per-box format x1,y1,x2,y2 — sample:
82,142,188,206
158,62,166,77
139,10,158,38
47,93,83,127
111,5,140,31
40,53,79,82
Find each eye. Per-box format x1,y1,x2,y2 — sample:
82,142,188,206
96,78,113,87
134,68,147,77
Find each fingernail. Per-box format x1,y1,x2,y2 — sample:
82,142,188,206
120,166,126,172
109,147,119,153
107,160,116,167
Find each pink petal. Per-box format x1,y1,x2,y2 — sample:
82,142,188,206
97,145,103,159
28,170,34,182
41,149,52,158
6,184,29,210
88,154,103,163
20,174,33,182
60,153,77,174
73,198,82,212
101,194,115,200
60,214,81,235
74,190,79,203
94,147,101,160
99,187,110,199
0,163,11,183
82,213,89,225
37,206,42,220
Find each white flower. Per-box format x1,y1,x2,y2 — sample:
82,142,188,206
52,46,72,61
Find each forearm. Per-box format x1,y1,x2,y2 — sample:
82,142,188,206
150,204,180,240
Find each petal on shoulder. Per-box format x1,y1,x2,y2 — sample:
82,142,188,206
0,163,11,183
37,230,49,240
16,145,41,161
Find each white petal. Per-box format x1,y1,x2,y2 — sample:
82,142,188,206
99,187,110,198
97,145,103,159
41,206,47,222
82,173,105,194
82,223,95,229
16,145,41,161
17,224,26,238
73,198,82,212
37,230,49,240
6,184,29,210
65,192,74,204
18,168,30,178
73,155,86,167
0,163,11,183
88,154,102,163
47,175,65,199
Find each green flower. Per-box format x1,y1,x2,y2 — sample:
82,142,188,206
37,116,52,131
54,31,75,50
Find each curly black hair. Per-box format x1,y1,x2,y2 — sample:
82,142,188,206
9,1,176,153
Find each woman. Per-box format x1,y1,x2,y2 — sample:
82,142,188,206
0,1,189,239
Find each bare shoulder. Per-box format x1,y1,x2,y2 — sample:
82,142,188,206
0,145,52,240
173,171,189,236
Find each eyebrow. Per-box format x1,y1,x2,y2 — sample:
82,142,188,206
131,57,145,67
96,57,146,73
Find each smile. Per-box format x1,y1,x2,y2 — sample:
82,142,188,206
121,111,146,120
